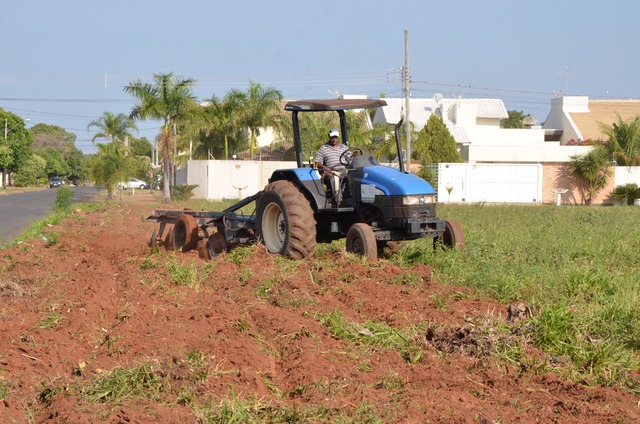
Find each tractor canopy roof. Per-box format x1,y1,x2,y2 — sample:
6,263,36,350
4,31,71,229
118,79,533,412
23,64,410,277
284,99,387,112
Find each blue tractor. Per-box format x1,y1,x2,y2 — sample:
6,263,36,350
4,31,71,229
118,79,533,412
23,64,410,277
146,98,464,260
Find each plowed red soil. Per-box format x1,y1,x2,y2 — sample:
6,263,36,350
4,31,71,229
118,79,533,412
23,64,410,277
0,202,639,423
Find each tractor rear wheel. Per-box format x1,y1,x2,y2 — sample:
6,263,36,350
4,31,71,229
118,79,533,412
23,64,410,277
346,223,378,259
256,180,316,259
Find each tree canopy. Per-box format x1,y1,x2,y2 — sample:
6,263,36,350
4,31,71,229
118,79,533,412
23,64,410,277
598,114,640,166
88,142,136,200
0,109,33,187
88,111,138,145
413,114,462,164
500,110,534,129
30,123,87,181
225,81,283,159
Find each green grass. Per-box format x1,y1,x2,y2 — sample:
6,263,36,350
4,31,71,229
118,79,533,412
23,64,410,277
84,362,170,403
316,309,426,364
166,259,212,290
394,203,640,388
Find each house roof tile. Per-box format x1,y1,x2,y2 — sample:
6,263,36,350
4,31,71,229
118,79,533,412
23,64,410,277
570,100,640,141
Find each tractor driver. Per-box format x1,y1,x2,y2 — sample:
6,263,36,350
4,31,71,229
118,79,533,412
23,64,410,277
315,128,350,205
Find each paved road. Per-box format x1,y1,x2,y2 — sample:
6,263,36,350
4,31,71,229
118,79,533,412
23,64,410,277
0,186,100,246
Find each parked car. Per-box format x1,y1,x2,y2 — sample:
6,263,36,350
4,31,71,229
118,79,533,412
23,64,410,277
119,178,149,190
49,177,64,188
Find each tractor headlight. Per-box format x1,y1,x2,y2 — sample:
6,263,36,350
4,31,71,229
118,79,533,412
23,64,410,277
402,195,435,205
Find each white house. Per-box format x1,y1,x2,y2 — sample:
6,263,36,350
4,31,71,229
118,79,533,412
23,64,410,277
542,96,640,145
373,97,591,163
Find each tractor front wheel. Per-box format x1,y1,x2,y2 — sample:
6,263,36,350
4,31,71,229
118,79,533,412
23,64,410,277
346,223,378,259
436,219,465,250
256,180,316,259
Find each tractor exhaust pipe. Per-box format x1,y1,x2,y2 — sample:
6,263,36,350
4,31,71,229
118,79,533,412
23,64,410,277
394,118,406,173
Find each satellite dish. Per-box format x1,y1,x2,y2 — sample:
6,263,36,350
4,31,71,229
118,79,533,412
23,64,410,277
523,116,538,126
433,93,443,104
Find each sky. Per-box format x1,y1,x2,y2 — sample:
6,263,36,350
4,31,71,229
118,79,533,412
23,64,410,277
1,0,639,154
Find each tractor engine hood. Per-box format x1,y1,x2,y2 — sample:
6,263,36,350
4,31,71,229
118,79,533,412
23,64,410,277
358,165,436,196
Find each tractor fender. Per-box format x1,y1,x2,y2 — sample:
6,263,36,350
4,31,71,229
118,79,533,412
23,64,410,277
268,168,326,211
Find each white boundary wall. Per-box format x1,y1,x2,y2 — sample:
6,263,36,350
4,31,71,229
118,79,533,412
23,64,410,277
437,163,543,203
186,160,295,200
614,167,640,187
182,160,640,204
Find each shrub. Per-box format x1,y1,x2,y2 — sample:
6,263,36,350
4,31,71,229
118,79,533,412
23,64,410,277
173,184,199,201
612,183,640,205
54,186,74,211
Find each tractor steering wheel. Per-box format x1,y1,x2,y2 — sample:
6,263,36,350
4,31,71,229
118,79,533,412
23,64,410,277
339,148,363,166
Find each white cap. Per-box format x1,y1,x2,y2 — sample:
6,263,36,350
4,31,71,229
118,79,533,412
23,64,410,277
328,128,340,137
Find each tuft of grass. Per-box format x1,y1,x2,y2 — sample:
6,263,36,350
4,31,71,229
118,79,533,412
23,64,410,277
139,257,158,270
231,319,250,332
226,245,258,266
166,259,211,290
84,362,169,403
316,309,425,363
190,390,351,423
0,380,10,400
386,272,422,287
255,277,278,299
37,311,64,329
183,350,210,383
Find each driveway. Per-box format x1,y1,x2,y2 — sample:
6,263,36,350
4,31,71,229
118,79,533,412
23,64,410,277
0,186,100,246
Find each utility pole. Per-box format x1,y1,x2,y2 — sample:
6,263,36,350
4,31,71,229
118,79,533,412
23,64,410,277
2,119,7,188
404,30,411,173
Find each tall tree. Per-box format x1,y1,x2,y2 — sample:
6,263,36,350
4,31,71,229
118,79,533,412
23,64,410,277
598,114,640,166
30,123,77,149
31,124,87,182
13,153,47,187
228,81,283,159
87,111,138,145
38,147,71,177
0,110,32,188
568,146,613,205
413,114,463,164
124,72,202,203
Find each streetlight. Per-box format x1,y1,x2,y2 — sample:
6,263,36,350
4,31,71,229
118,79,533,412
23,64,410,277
2,118,30,188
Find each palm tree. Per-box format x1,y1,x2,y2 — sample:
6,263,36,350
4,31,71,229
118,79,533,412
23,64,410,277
124,72,202,203
87,112,137,144
88,142,134,200
227,81,283,159
598,114,640,166
199,94,241,160
568,146,613,205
